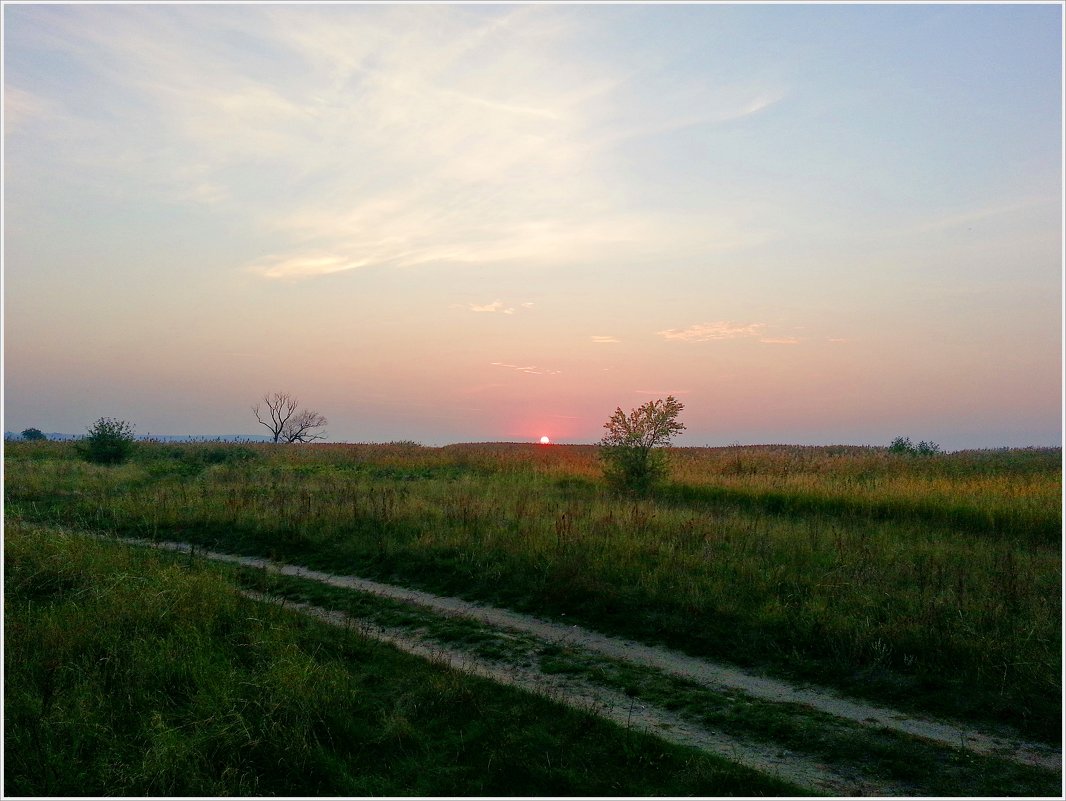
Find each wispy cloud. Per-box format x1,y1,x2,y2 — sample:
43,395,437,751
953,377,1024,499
454,299,534,314
730,90,787,120
760,337,800,345
491,362,561,376
7,5,776,281
469,300,514,314
657,322,765,342
248,253,374,280
591,335,620,343
601,88,786,145
3,86,55,133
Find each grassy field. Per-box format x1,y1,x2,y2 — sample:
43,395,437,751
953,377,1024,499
5,519,807,797
227,564,1059,797
5,438,1061,749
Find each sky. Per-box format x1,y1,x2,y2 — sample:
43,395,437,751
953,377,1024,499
3,2,1062,449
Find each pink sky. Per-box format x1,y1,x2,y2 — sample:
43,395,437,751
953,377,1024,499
4,4,1061,449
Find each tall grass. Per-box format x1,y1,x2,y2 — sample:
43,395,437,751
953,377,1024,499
4,520,804,797
5,440,1061,739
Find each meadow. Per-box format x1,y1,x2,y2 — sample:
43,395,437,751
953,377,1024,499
5,438,1061,747
7,518,805,796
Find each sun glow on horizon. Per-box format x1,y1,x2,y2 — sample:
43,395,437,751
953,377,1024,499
2,4,1060,451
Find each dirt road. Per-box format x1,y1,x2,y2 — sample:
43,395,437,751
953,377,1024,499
79,533,1064,793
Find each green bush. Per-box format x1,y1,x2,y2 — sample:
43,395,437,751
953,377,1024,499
599,396,685,493
79,418,136,465
888,436,942,456
20,428,47,441
888,436,914,454
601,445,671,493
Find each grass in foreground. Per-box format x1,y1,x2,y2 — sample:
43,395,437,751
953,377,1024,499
5,440,1060,740
4,521,807,797
228,564,1062,798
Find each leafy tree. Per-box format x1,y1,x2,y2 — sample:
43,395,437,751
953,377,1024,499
20,428,47,441
79,418,136,465
599,396,686,493
253,392,328,443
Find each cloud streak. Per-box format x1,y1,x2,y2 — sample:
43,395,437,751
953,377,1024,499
449,299,534,314
657,322,765,342
491,362,561,376
6,5,782,281
469,300,514,314
600,87,786,146
250,253,369,280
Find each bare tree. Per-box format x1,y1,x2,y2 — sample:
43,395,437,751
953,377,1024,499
253,392,328,443
284,408,329,443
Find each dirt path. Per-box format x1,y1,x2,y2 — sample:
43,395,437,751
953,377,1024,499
242,589,908,796
96,535,1063,775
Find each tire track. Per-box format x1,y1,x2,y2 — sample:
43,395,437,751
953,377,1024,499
244,590,909,796
86,534,1064,775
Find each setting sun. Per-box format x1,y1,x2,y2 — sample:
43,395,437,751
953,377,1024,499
2,4,1059,451
1,4,1061,794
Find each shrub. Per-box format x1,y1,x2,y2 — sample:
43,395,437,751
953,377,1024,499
599,396,685,493
20,428,47,441
888,436,941,456
79,417,136,465
888,436,914,455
